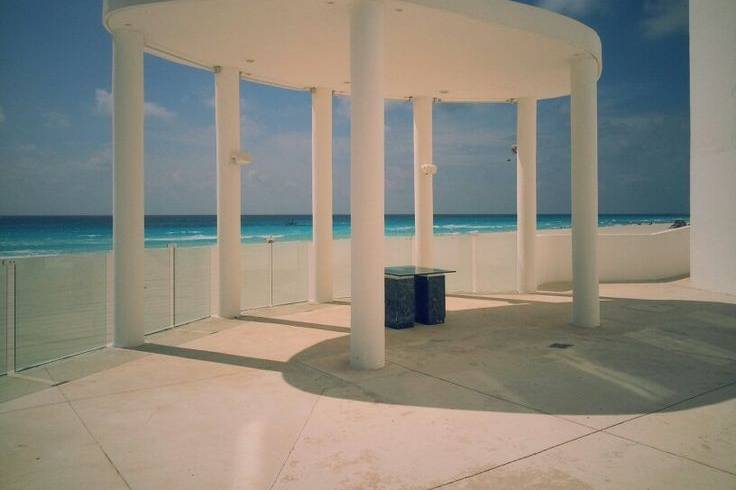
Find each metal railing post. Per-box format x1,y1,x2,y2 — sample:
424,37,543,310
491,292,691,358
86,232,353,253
207,246,213,317
470,232,478,293
4,260,16,374
106,253,114,345
266,236,275,307
168,243,176,327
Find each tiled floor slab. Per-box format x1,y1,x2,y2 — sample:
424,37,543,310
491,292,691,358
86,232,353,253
0,385,66,414
0,279,734,489
43,346,147,383
383,291,736,429
274,370,592,489
607,382,736,473
70,363,340,489
441,431,736,490
59,347,245,401
190,317,346,363
0,403,128,490
0,374,54,404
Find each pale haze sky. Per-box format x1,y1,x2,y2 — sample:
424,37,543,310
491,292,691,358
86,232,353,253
0,0,690,215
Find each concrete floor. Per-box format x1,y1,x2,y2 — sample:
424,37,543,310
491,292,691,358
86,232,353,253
1,278,735,489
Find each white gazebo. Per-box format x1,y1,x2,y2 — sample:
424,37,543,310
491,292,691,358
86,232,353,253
103,0,603,369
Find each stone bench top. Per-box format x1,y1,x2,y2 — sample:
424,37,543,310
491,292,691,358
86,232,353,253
384,266,456,277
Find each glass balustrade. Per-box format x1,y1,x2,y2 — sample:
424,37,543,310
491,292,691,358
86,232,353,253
2,233,498,372
14,254,107,370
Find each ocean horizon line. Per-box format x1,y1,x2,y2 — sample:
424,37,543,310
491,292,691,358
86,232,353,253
0,212,691,218
1,213,690,258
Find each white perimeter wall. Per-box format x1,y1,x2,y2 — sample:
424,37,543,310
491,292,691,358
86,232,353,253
331,227,690,297
536,228,690,287
209,227,690,307
689,0,736,295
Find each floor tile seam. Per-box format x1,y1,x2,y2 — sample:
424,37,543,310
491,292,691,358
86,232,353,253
293,359,446,406
9,348,156,389
293,360,347,383
0,396,69,416
387,356,736,437
62,361,345,410
595,378,736,433
427,426,613,489
657,347,736,363
61,370,243,405
601,331,736,363
386,359,599,430
268,387,325,490
372,355,736,436
5,347,238,404
4,372,57,386
602,430,736,477
292,360,378,391
58,388,133,490
295,359,414,386
554,378,736,433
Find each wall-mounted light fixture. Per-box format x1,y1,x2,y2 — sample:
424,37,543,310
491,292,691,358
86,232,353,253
421,163,438,176
231,150,252,166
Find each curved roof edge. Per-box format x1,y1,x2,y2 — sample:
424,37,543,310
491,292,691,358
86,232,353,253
406,0,602,79
103,0,603,94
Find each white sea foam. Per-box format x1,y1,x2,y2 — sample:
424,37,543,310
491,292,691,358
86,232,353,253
146,234,215,242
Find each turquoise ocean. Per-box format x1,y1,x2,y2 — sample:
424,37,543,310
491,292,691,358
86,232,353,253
0,214,689,258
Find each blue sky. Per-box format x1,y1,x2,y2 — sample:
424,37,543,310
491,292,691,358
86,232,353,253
0,0,690,215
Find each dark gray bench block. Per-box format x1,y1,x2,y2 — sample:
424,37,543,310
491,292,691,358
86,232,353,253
415,274,446,325
385,276,415,329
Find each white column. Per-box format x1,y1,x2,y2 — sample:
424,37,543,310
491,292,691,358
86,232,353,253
113,29,145,348
689,0,736,295
309,87,334,303
570,55,600,327
413,96,434,267
215,66,242,318
350,0,385,370
516,97,537,293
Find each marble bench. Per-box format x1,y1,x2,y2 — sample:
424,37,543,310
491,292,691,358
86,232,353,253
384,266,455,329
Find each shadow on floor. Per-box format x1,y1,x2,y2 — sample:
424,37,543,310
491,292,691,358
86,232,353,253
133,343,289,372
274,294,736,416
127,291,736,418
238,315,350,334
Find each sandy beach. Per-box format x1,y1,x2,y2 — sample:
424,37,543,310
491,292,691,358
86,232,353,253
539,222,679,236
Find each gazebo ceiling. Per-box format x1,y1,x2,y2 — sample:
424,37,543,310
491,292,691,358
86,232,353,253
103,0,602,102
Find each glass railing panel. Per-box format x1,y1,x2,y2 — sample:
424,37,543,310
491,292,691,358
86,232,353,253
174,246,211,325
272,241,309,305
242,243,269,309
14,254,107,370
144,248,171,334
